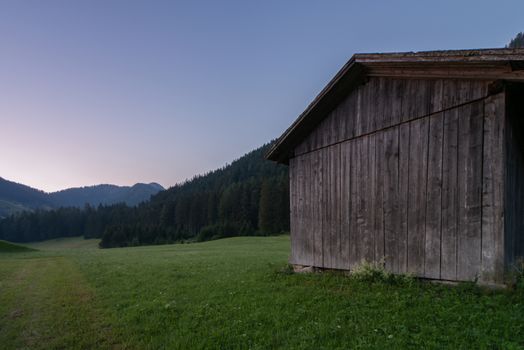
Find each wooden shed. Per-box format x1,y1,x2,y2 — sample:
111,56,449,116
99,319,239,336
267,49,524,284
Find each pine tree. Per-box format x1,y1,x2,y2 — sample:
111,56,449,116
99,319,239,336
258,179,277,234
508,32,524,48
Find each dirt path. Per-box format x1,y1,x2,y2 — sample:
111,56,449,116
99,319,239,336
0,255,123,349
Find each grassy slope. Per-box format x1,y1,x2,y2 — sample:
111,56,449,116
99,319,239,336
0,236,523,349
26,236,100,251
0,240,37,253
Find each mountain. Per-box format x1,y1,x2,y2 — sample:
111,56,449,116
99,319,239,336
0,177,54,218
0,177,164,219
49,183,165,208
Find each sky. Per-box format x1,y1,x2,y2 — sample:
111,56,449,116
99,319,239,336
0,0,522,192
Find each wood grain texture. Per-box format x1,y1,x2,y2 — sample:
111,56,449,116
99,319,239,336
383,126,400,273
294,78,490,157
312,149,323,267
457,101,483,281
303,153,315,266
340,141,351,269
362,137,374,263
398,123,410,274
425,112,444,279
373,132,385,263
288,77,512,283
441,108,459,281
288,158,296,264
406,118,429,276
349,139,360,268
481,92,505,282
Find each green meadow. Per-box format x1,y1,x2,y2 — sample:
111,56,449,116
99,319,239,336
0,236,523,349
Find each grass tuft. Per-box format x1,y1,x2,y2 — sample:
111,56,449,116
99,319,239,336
349,259,415,286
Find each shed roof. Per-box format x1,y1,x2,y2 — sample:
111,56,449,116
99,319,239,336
266,48,524,164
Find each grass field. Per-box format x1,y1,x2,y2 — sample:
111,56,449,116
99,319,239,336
1,236,523,349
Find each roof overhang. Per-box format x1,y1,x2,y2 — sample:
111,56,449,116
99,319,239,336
266,48,524,164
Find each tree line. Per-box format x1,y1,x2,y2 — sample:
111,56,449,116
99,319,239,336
508,32,524,48
0,143,290,247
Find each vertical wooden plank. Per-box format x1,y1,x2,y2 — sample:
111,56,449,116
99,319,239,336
457,101,483,281
385,79,405,125
295,155,302,265
377,78,389,130
312,149,323,267
303,153,317,266
299,155,306,265
298,156,305,265
482,92,506,282
294,155,300,264
430,79,444,114
383,126,400,273
425,113,444,279
340,141,351,269
320,148,327,267
349,139,360,268
442,79,460,111
319,119,328,150
321,147,329,268
441,108,459,280
363,135,375,262
328,146,336,268
289,157,297,264
301,153,313,266
344,91,358,140
401,79,431,123
375,130,385,264
367,78,379,132
364,79,374,135
294,140,304,157
317,119,325,151
326,146,333,268
355,85,365,136
407,118,429,276
398,123,410,273
337,102,347,146
329,106,338,146
355,137,371,264
332,144,342,269
293,156,300,263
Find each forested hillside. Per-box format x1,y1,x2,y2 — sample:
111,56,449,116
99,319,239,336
0,178,54,218
0,142,290,246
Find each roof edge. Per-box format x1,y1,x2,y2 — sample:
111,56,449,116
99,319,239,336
266,56,362,163
266,48,524,164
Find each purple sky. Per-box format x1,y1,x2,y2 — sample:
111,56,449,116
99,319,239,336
0,0,522,192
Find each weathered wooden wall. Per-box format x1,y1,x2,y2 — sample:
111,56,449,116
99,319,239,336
289,77,508,283
294,78,490,156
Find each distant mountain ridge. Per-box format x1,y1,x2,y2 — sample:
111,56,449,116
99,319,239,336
0,178,54,218
50,182,165,208
0,177,164,218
